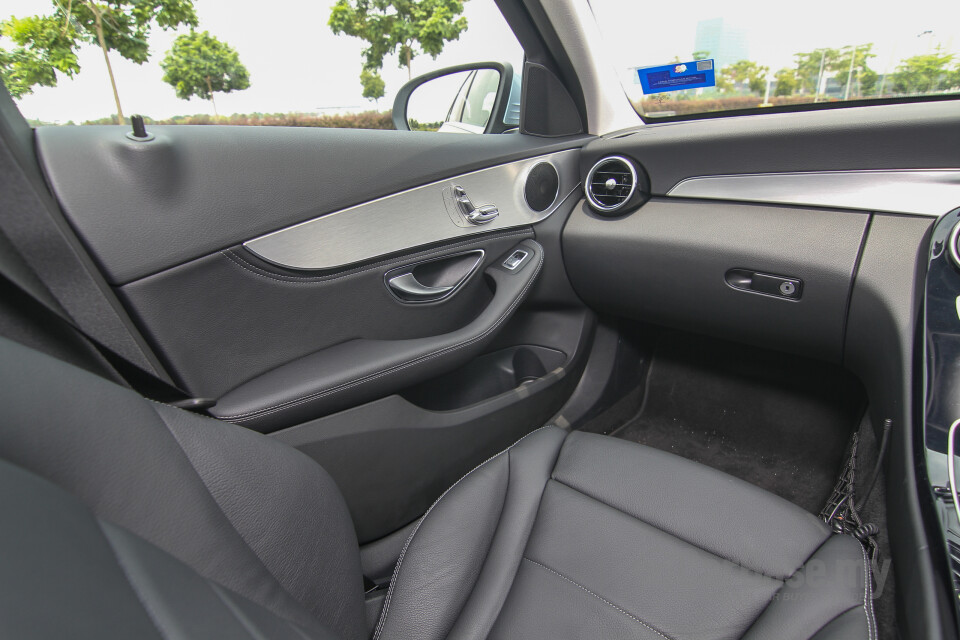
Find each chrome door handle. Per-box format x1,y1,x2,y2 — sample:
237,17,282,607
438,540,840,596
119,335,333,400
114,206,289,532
387,273,454,300
453,185,499,225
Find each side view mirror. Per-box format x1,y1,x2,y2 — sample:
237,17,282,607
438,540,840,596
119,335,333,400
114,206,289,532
393,62,521,134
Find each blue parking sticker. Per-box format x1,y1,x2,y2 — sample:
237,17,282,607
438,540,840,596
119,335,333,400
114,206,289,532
636,59,715,94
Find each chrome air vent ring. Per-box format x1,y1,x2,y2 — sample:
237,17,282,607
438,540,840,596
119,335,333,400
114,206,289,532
585,156,637,214
949,218,960,271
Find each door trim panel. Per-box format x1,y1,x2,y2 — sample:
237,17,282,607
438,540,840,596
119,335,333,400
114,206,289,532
242,149,580,270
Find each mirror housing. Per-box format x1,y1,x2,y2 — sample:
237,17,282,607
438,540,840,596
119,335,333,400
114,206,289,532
393,62,519,134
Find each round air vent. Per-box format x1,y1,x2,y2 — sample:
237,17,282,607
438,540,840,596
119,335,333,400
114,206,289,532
524,162,560,212
585,156,637,214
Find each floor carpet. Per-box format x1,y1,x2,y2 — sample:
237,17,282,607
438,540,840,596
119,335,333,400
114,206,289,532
580,329,865,515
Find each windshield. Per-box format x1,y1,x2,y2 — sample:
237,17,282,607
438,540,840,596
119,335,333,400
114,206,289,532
591,0,960,120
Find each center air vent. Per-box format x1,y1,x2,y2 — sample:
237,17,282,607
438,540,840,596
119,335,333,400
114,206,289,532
585,156,637,214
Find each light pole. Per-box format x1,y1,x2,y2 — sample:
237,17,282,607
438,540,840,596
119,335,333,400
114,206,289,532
844,45,859,100
814,49,826,102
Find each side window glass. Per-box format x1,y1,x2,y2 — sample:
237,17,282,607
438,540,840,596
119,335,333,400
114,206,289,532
1,0,522,131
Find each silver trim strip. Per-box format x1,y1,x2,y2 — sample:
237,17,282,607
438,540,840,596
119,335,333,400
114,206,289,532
666,169,960,217
243,149,580,270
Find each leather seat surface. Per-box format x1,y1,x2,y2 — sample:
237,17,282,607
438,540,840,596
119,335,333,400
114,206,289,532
0,337,874,640
375,427,874,640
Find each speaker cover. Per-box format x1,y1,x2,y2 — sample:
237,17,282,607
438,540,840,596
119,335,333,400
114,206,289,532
524,162,559,212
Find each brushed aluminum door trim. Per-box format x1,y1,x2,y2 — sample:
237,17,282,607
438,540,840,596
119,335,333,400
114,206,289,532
243,148,580,270
666,169,960,217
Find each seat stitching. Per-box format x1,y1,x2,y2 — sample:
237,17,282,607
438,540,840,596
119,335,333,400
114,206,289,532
785,532,832,581
440,444,515,635
788,604,862,640
208,583,261,639
95,520,172,640
372,425,557,640
221,244,543,422
550,477,788,581
522,557,674,640
222,229,533,284
860,542,876,640
736,535,843,638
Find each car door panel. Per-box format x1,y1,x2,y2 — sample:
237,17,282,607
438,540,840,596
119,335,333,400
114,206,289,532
120,229,533,403
205,239,546,431
34,125,586,284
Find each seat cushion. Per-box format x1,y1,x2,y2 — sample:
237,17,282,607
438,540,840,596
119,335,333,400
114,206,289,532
374,426,875,640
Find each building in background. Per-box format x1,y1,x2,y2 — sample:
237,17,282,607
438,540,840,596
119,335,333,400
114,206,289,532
694,18,749,70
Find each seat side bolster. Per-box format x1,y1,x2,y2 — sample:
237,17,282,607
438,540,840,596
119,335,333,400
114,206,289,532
742,534,874,640
155,402,367,640
374,425,568,640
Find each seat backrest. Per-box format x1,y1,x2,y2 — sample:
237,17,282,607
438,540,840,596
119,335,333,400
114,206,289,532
0,458,343,639
0,336,367,640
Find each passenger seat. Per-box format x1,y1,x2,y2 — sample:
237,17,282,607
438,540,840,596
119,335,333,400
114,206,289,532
0,337,874,639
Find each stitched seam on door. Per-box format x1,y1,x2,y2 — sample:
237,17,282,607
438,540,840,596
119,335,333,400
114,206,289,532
222,229,533,284
220,246,543,422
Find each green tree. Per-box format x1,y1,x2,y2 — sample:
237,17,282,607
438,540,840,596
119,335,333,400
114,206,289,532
773,67,797,96
792,48,839,94
891,47,957,94
717,60,768,94
0,1,197,124
160,31,249,117
828,44,876,97
360,68,385,108
328,0,468,82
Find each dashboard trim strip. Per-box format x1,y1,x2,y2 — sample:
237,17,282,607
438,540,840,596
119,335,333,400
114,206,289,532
666,169,960,217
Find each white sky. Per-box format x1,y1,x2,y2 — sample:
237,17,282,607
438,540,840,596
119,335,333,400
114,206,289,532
4,0,523,122
4,0,959,122
591,0,960,99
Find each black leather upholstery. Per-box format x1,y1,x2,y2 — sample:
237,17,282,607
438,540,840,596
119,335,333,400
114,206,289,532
121,229,533,402
0,337,367,640
0,459,339,640
375,427,876,640
209,239,545,431
0,336,874,639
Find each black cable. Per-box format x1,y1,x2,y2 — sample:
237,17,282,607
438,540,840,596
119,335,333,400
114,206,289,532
858,418,893,511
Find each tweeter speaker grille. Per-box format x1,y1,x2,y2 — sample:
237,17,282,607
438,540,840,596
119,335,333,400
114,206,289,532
524,162,560,212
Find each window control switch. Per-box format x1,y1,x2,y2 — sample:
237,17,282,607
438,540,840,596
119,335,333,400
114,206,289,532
503,249,529,271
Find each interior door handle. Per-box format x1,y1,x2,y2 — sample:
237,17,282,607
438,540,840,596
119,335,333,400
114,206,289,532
387,273,454,300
